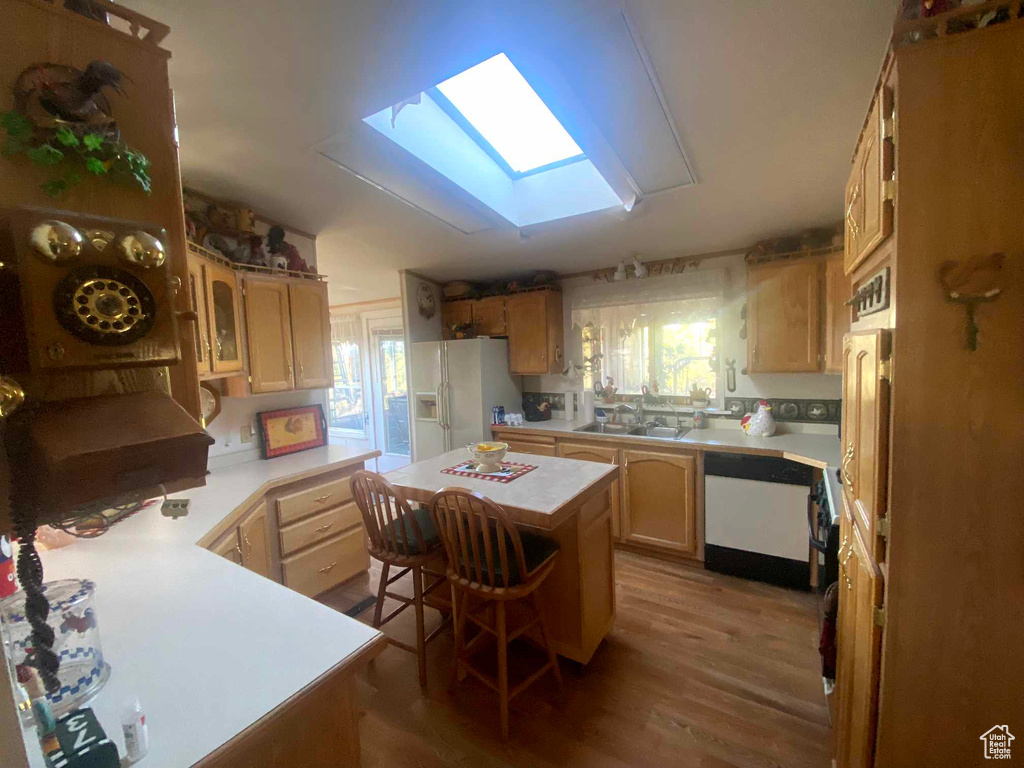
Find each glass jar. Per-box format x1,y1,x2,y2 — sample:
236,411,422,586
1,579,110,716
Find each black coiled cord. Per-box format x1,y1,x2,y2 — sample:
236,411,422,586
5,415,61,694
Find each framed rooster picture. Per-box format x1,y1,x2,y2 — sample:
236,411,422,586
257,404,328,459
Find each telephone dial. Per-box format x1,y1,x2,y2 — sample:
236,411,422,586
0,207,180,372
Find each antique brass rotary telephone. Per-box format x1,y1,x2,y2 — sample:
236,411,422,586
1,207,212,693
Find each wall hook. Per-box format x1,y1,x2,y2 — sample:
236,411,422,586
938,253,1005,351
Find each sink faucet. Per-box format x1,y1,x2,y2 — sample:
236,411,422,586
614,402,641,425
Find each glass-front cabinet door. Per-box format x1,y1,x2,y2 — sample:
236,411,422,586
186,255,212,376
204,260,244,373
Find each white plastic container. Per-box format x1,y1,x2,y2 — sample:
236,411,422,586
121,696,149,762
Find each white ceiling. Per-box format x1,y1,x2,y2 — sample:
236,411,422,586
128,0,895,302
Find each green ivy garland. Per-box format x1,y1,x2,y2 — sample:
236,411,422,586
0,111,152,198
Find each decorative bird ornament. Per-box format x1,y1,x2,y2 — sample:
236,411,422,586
14,60,126,133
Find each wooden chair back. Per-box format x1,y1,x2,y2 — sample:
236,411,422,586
429,487,529,591
350,470,428,560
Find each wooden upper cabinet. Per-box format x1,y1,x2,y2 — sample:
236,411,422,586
845,87,894,275
289,281,333,390
747,259,821,372
834,504,884,768
441,302,473,339
621,449,697,556
558,441,621,541
239,501,272,580
472,297,507,336
841,330,891,557
186,255,212,376
244,278,295,393
824,254,852,374
204,260,244,374
507,290,564,375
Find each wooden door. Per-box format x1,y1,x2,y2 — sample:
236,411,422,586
212,529,242,565
472,297,507,336
834,504,884,768
205,260,244,374
747,259,821,372
441,302,473,339
845,88,893,275
841,331,891,555
288,281,333,390
622,449,696,556
187,255,212,376
245,278,295,393
559,441,621,540
824,253,852,373
239,501,272,579
507,292,550,374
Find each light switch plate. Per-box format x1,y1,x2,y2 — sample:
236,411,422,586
240,423,254,443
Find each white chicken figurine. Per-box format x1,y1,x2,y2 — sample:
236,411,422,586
741,400,777,437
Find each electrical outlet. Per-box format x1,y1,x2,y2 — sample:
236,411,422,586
240,423,254,444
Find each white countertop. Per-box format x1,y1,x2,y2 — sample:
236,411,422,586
495,419,842,469
20,445,383,768
386,448,617,525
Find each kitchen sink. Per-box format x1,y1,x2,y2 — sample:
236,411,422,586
573,423,691,440
574,422,636,435
637,425,691,440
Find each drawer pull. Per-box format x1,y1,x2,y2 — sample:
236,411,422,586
313,493,333,504
318,562,337,574
314,522,335,535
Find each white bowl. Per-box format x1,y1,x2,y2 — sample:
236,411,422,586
467,441,508,471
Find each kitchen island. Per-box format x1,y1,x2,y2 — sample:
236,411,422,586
387,449,618,664
17,446,386,768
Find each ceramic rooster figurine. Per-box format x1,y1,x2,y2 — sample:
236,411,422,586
14,60,126,132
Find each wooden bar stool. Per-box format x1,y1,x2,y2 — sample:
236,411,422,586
429,487,563,741
351,470,450,688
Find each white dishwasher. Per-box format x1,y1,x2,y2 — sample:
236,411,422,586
704,451,814,589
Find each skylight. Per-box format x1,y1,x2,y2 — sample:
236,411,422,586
434,53,583,175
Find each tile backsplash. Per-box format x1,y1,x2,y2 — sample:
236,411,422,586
723,397,841,424
523,392,840,425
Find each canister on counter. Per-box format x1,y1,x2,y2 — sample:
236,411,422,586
492,406,505,425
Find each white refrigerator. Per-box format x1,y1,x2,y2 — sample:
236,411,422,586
410,338,522,461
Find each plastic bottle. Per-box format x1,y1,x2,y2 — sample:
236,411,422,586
121,696,149,762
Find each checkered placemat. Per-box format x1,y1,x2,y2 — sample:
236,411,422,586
441,460,538,483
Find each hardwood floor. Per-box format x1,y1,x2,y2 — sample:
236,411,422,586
319,550,831,768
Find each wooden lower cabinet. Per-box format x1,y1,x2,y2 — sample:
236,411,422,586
282,527,366,598
505,436,557,457
238,501,272,579
621,449,697,557
558,441,621,540
205,467,369,599
834,501,884,768
212,530,243,564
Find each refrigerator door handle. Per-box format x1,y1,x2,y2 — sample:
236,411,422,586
435,383,445,427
